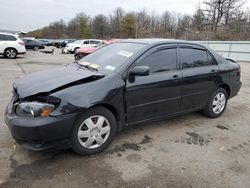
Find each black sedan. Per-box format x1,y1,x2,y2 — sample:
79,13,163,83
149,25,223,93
5,39,242,155
23,39,45,51
56,39,76,48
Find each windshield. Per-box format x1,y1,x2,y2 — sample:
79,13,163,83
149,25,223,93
77,42,146,74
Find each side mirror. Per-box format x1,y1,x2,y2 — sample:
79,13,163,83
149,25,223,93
129,66,150,76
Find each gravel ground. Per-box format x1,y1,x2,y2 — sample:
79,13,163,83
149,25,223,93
0,48,250,188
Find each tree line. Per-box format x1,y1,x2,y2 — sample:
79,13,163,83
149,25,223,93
28,0,250,40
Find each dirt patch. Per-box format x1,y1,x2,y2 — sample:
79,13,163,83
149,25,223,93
126,153,142,163
108,135,153,154
216,124,229,130
185,132,210,146
139,135,153,145
108,142,141,154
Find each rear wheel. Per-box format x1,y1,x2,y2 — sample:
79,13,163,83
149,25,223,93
4,48,17,59
203,88,228,118
34,46,39,51
72,106,117,155
74,47,79,53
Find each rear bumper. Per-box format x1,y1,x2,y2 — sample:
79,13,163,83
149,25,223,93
229,81,242,99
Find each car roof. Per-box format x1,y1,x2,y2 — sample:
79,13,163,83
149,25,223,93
120,38,202,46
0,32,17,36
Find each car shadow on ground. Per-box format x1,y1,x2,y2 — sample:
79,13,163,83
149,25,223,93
0,56,26,59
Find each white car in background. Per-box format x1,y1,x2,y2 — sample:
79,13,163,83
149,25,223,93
64,39,102,54
0,33,26,59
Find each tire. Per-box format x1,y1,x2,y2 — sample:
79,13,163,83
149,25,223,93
34,46,39,51
72,106,117,155
74,47,79,53
4,48,17,59
203,88,228,118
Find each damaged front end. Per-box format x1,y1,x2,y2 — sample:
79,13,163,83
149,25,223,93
12,88,62,118
4,90,79,151
4,64,107,151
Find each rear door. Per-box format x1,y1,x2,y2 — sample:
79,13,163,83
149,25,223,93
179,45,219,111
125,45,182,124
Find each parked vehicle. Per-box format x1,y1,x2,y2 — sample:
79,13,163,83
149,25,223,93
0,32,26,59
23,39,45,51
64,39,102,54
5,39,241,155
37,39,50,46
46,40,55,46
74,39,121,60
56,39,76,48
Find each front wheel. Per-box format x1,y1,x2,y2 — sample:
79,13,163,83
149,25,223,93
203,88,228,118
72,106,117,155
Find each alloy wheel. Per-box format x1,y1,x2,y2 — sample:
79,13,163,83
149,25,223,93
6,49,16,58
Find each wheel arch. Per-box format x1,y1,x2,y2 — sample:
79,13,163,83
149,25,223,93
219,84,231,98
89,103,123,132
4,47,18,53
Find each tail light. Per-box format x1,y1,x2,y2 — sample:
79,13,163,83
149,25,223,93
18,41,25,46
237,66,241,77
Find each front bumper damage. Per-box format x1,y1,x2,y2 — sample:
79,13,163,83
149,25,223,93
5,100,78,151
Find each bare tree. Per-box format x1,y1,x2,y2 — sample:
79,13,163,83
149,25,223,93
92,14,108,38
109,7,125,38
224,0,245,25
192,6,207,31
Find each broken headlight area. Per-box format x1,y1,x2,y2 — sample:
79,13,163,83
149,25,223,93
14,95,61,117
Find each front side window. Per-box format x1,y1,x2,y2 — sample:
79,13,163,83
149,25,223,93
83,40,90,44
0,34,5,41
181,48,215,69
139,48,177,73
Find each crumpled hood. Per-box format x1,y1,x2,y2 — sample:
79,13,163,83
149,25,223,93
13,64,104,98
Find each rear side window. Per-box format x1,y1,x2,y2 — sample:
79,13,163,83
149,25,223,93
181,48,216,69
139,48,177,73
0,34,17,41
5,35,17,41
90,40,100,44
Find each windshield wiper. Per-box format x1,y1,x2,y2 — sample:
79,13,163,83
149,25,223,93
78,63,98,71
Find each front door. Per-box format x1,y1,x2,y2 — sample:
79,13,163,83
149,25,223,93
125,46,182,124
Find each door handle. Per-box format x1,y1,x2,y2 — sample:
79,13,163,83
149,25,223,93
172,75,179,80
211,69,217,73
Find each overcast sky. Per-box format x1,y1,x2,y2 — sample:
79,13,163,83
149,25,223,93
0,0,249,32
